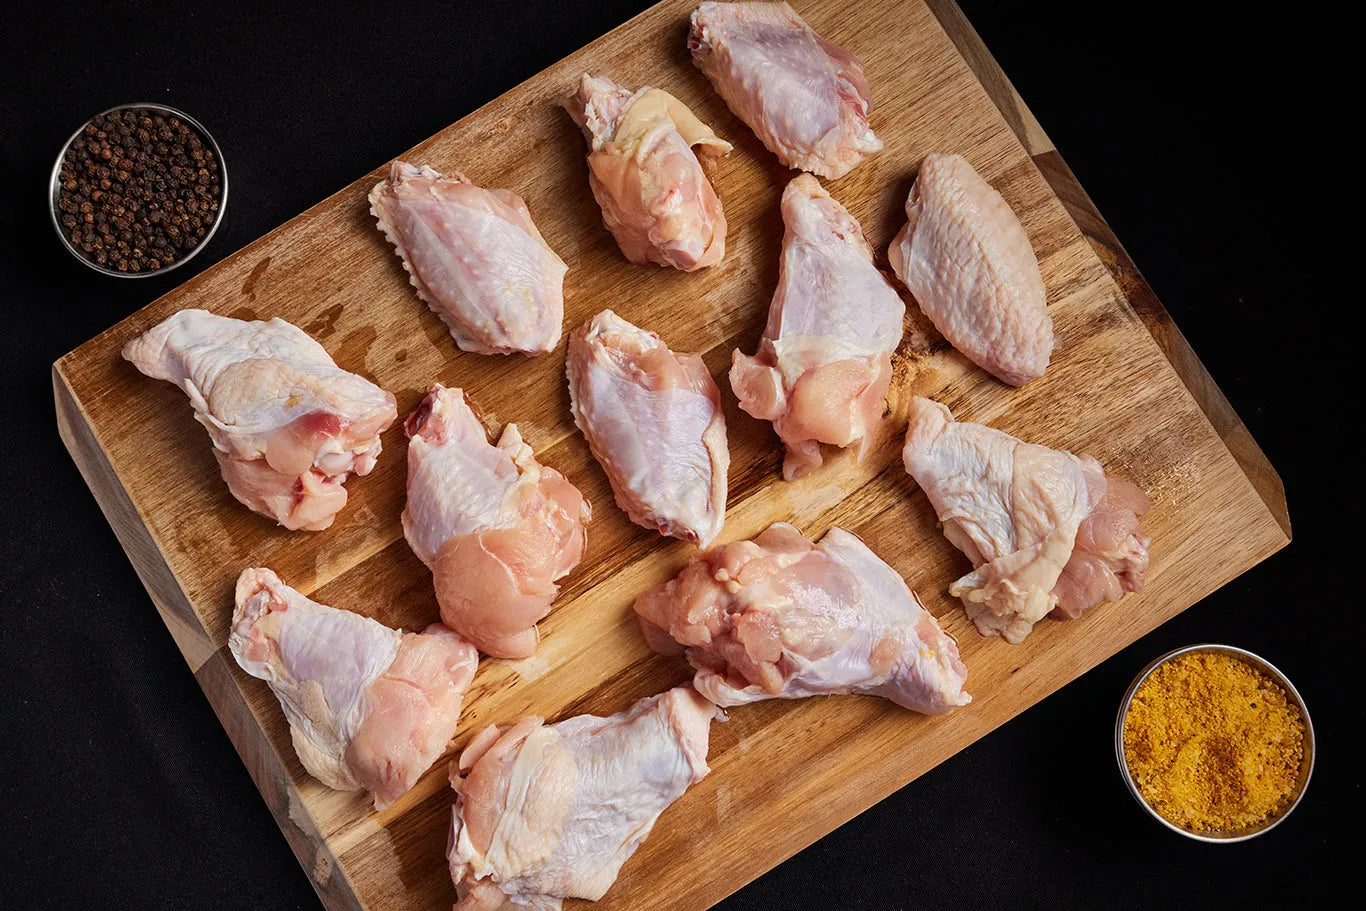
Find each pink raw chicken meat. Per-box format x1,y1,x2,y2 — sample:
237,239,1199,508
567,309,728,547
230,568,477,811
689,1,882,179
889,153,1053,386
370,161,566,355
121,309,397,531
565,74,730,271
731,174,905,480
403,385,590,659
634,523,970,714
902,396,1151,644
447,686,714,910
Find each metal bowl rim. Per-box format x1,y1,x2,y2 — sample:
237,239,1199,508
1114,642,1315,843
48,102,229,278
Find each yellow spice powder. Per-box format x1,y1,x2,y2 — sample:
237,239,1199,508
1122,651,1305,832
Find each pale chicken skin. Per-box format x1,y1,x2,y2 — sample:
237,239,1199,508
731,174,905,479
567,310,728,547
230,568,477,810
635,523,970,714
121,309,397,531
902,397,1151,644
565,74,731,271
370,161,566,355
403,385,590,658
689,1,882,179
447,686,714,911
889,153,1053,386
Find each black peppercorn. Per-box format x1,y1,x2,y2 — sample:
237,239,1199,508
57,106,221,274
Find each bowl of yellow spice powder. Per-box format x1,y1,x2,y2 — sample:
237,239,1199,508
1117,645,1312,841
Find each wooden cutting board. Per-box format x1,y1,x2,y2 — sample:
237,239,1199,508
53,1,1291,908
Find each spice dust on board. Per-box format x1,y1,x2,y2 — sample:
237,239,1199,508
1122,650,1305,834
56,108,221,275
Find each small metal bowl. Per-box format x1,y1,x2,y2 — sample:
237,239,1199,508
1115,643,1314,842
49,102,228,278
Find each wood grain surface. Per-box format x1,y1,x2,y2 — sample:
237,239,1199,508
54,1,1290,909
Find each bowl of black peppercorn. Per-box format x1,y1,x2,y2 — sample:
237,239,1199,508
49,103,228,278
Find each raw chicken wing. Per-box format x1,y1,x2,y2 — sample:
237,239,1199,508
565,74,730,271
902,397,1150,644
121,309,397,531
403,385,590,658
370,161,566,355
230,568,478,810
689,1,882,179
889,153,1053,385
567,310,728,547
635,523,970,714
731,174,904,479
447,686,714,910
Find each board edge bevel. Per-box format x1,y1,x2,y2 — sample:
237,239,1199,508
53,363,367,911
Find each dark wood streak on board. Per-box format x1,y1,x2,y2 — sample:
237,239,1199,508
242,255,271,300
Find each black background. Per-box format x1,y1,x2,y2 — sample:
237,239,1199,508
0,2,1345,908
